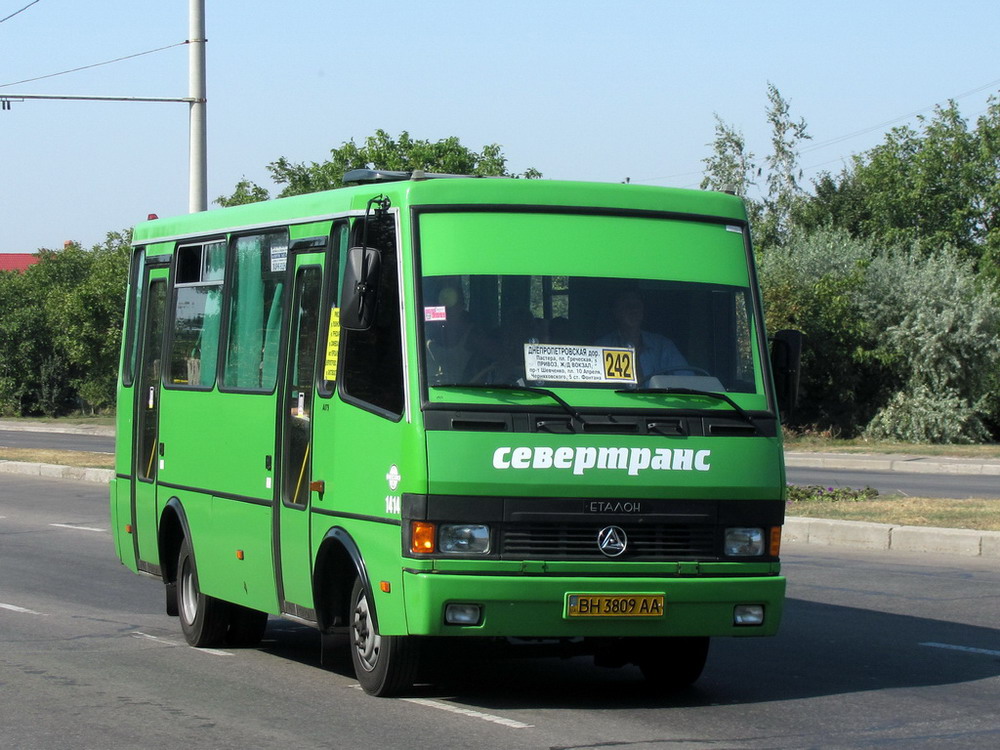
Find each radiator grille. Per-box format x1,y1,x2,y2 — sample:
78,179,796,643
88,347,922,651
499,522,717,561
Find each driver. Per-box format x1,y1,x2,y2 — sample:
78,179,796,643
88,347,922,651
597,289,689,383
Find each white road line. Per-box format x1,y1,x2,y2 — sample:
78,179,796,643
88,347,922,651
49,523,106,533
402,697,534,729
130,631,233,656
921,641,1000,658
0,602,47,616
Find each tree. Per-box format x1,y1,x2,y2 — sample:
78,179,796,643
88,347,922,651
700,115,758,197
700,85,811,250
0,232,130,416
758,83,811,248
796,98,1000,273
216,129,540,206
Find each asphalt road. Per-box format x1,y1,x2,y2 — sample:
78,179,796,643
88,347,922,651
786,466,1000,499
0,428,115,454
1,474,998,749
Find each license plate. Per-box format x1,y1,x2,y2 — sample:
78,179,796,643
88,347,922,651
566,593,665,617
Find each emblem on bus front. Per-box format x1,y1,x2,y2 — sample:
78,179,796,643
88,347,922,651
597,526,627,557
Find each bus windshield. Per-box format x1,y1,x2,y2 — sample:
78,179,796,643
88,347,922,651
416,211,766,406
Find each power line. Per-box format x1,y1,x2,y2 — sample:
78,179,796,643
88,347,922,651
637,76,1000,186
0,40,189,89
0,0,41,24
799,76,1000,156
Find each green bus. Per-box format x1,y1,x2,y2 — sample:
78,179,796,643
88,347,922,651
110,171,800,696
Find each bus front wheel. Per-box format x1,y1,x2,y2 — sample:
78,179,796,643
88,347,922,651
177,536,229,648
349,577,419,697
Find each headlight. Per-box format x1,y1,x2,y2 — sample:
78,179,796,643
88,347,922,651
438,524,491,554
724,527,765,556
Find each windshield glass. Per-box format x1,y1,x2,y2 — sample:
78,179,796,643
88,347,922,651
417,211,767,408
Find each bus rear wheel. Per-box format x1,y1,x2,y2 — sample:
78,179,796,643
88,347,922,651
349,577,419,697
177,537,229,648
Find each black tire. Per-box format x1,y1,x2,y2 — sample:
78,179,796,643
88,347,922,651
226,604,268,648
349,577,419,697
176,536,230,647
638,636,710,690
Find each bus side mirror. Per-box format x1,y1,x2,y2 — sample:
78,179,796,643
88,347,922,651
770,329,803,421
340,246,381,330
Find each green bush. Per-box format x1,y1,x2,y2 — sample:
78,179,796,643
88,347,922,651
759,227,1000,442
786,485,880,503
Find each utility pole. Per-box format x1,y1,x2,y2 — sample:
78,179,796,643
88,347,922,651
0,2,208,213
188,0,207,212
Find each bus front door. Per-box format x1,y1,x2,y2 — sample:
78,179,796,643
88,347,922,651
131,266,169,573
277,257,324,613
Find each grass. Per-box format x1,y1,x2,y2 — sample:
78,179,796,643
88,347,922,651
0,447,114,469
787,494,1000,532
786,484,1000,532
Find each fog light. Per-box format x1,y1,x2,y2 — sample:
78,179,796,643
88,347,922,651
439,523,490,554
724,527,765,556
445,603,482,625
734,604,764,626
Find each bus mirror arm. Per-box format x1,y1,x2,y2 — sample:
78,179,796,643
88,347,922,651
339,246,382,330
770,329,803,423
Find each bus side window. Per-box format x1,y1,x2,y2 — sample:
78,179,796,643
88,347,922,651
168,241,225,389
222,232,288,392
339,218,404,418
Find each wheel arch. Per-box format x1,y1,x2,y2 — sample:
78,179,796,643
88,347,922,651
313,527,375,633
158,496,191,586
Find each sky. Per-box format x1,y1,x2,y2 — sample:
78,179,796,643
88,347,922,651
1,0,998,254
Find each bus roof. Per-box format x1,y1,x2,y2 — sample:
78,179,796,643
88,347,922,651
131,178,748,245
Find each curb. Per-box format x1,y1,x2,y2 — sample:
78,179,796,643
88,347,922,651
0,460,114,484
784,516,1000,559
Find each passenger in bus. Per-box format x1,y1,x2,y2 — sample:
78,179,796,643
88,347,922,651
425,284,489,384
597,289,689,383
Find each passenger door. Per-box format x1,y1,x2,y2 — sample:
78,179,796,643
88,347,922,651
277,252,324,612
131,264,169,572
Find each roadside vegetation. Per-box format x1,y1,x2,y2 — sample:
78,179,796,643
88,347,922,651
4,89,1000,445
787,487,1000,532
0,447,113,469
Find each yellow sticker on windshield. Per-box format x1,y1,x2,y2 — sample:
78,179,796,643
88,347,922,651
324,307,341,381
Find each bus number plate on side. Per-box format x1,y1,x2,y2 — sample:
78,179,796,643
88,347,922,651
566,594,665,617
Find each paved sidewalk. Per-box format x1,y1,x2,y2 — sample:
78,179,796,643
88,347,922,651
0,419,115,437
785,451,1000,476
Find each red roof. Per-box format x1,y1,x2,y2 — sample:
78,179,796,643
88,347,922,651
0,254,38,272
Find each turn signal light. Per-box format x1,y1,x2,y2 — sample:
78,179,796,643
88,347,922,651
411,522,436,554
770,527,782,557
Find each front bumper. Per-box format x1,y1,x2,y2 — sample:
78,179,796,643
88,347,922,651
401,571,785,638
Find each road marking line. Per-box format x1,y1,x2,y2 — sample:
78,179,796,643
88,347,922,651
131,631,233,656
402,697,534,729
0,602,47,616
50,523,106,532
921,642,1000,658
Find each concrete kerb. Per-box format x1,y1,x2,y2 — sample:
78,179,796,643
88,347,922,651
0,459,114,484
783,516,1000,559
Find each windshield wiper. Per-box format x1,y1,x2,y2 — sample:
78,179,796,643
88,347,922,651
432,383,586,424
615,386,757,431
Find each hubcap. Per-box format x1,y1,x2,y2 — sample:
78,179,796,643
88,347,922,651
352,588,380,672
179,556,198,625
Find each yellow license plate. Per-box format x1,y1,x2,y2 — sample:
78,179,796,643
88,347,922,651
566,593,665,617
